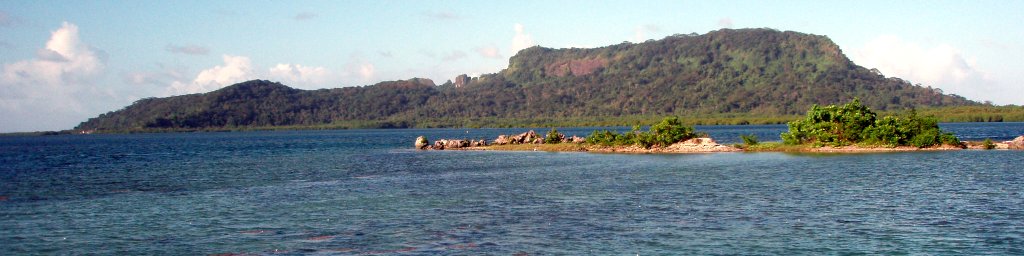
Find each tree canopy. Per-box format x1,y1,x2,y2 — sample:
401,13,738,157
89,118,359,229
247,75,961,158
782,99,960,147
76,28,981,132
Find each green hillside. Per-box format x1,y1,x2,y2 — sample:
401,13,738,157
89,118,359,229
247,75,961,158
77,28,989,132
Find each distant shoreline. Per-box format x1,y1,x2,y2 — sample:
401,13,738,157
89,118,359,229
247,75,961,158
4,121,1023,141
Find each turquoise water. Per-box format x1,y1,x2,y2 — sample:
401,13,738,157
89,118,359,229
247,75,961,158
1,124,1023,254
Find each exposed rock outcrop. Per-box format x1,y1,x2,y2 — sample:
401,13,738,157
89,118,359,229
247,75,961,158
494,135,511,145
1008,135,1024,149
415,136,429,149
453,74,470,88
418,138,487,150
433,139,468,150
663,137,742,152
567,136,586,143
470,139,487,147
493,130,542,145
544,57,609,77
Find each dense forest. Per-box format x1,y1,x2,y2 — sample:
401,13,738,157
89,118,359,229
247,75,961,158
77,28,999,132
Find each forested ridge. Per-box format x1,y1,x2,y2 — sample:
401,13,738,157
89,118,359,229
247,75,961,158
77,28,989,132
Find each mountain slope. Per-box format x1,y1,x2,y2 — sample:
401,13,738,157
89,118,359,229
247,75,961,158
76,28,976,131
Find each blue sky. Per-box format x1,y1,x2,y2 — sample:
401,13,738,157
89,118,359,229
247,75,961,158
1,0,1022,132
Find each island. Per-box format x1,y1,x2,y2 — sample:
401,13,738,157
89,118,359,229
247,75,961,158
416,99,1024,153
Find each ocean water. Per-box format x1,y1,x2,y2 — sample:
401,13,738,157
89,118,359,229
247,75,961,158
1,123,1023,255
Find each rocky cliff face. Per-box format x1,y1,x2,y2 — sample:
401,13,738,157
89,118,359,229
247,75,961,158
544,57,608,77
453,74,470,88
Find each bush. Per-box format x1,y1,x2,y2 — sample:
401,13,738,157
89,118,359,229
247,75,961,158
587,130,619,146
783,99,959,147
585,117,702,148
544,128,563,144
650,117,699,146
909,129,939,148
982,138,995,150
740,134,759,146
781,98,876,146
939,133,960,146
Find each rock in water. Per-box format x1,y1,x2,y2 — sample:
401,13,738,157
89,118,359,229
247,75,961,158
1009,135,1024,149
433,139,469,150
494,135,510,145
567,136,586,143
415,136,429,149
509,130,539,144
470,140,487,147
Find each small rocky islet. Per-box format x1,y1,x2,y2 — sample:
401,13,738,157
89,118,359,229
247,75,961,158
417,100,1024,153
415,131,1024,153
414,129,739,153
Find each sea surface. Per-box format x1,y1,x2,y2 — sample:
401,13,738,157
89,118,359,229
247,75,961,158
1,123,1023,255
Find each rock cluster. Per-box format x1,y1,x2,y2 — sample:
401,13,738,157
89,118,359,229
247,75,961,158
1007,135,1024,149
453,74,471,88
663,137,742,152
415,136,430,149
432,139,486,150
491,130,586,145
414,136,486,150
567,135,586,143
493,130,543,145
416,130,586,150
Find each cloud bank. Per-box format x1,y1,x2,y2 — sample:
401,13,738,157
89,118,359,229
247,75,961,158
268,63,332,86
633,24,660,42
153,53,388,96
164,55,344,95
717,18,734,29
852,35,993,102
511,23,535,54
1,22,107,132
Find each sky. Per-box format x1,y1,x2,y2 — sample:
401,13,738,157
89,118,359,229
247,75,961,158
1,0,1022,132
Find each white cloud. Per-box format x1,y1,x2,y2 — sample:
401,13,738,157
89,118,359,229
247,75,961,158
165,44,209,55
851,35,994,102
475,45,502,59
323,54,377,85
0,22,108,132
268,63,332,88
718,18,733,29
145,56,340,96
511,23,535,54
359,63,375,81
194,55,254,86
632,24,660,43
35,48,69,62
166,55,256,95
